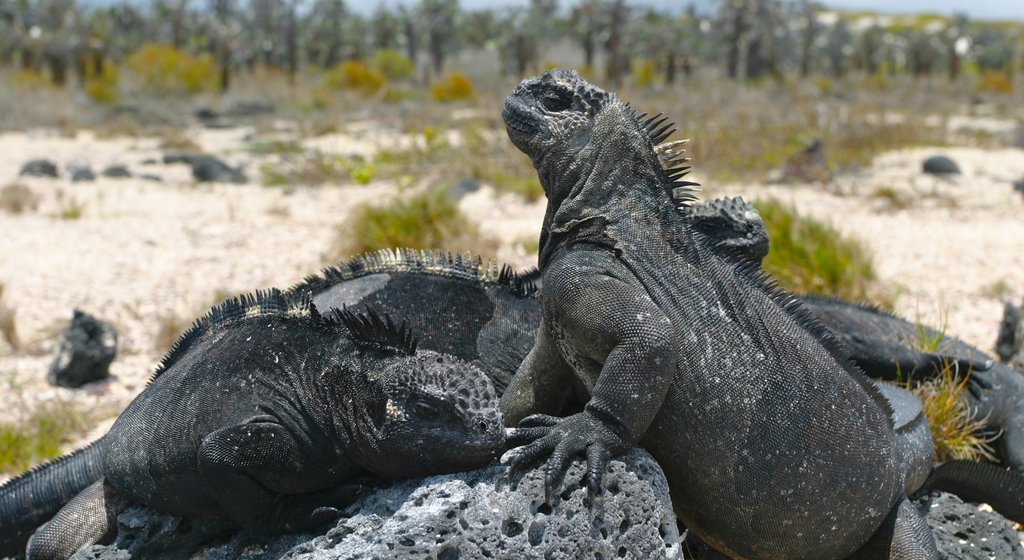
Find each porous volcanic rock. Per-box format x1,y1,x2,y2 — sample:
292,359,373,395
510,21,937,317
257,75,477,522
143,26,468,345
47,309,118,388
920,491,1024,559
69,449,682,560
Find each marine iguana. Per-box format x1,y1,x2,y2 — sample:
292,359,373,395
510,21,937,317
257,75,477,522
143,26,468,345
683,196,1024,474
0,290,503,560
286,248,1023,540
497,69,941,559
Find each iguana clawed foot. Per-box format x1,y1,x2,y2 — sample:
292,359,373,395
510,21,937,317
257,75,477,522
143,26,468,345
503,411,628,505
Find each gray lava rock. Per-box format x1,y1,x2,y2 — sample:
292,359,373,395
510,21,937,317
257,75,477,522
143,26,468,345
101,165,132,179
920,491,1024,559
923,155,961,175
1014,180,1024,198
20,159,59,178
66,449,681,560
191,156,246,184
997,300,1024,370
163,153,246,184
448,177,482,200
47,310,118,388
71,167,96,182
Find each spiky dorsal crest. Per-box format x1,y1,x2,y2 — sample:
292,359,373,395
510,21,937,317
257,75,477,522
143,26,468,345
150,288,314,383
629,108,700,208
287,248,539,299
334,305,418,356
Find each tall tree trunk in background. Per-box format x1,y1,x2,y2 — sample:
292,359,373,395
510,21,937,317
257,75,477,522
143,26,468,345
606,0,626,85
799,2,816,78
285,1,296,85
665,51,676,84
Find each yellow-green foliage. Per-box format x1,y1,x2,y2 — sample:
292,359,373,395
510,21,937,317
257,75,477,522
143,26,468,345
755,199,881,303
633,59,657,88
324,60,386,94
84,64,120,104
6,69,55,89
126,43,215,94
911,364,994,462
431,73,476,102
977,70,1014,94
0,401,91,474
332,188,493,260
372,50,415,81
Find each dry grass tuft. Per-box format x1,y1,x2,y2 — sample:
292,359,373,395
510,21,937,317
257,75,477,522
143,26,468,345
911,362,995,463
0,183,41,214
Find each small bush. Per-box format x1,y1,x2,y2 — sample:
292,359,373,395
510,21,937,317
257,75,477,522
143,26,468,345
977,70,1013,94
6,69,55,90
324,60,387,94
755,199,883,304
431,73,475,102
870,186,913,211
0,401,92,474
0,284,18,351
632,59,656,88
331,188,494,260
259,153,355,187
372,50,415,81
126,43,215,94
84,64,120,104
0,184,41,214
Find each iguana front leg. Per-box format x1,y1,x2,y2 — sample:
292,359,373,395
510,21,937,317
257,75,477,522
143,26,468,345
198,417,365,532
504,255,675,500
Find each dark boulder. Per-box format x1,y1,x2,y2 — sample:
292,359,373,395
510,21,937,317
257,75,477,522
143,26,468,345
922,155,961,175
921,491,1024,559
1014,180,1024,198
71,167,96,183
163,153,246,184
20,159,59,178
997,300,1023,370
101,165,132,179
47,310,118,388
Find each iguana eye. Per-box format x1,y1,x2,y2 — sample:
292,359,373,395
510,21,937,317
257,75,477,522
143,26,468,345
540,90,573,112
411,399,442,421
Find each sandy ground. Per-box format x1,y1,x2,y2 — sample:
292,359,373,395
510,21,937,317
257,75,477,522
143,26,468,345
0,127,1022,458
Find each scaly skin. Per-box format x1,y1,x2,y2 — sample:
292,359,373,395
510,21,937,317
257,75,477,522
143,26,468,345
0,290,502,560
686,196,1024,474
498,69,936,560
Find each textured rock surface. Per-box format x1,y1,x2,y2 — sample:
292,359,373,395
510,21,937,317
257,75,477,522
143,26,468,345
47,310,118,388
997,300,1023,370
67,449,681,560
101,165,132,179
19,159,58,177
923,155,962,175
71,167,96,182
920,491,1024,559
163,153,246,184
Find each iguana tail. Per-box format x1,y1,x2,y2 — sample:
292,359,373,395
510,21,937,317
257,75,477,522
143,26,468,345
923,460,1024,524
0,437,106,558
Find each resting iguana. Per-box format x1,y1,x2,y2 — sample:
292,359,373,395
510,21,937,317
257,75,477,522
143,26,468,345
286,248,1023,540
498,69,940,559
0,290,503,560
685,196,1024,474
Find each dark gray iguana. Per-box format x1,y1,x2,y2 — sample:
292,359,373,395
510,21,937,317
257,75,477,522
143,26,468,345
0,290,503,560
684,196,1024,475
287,248,1024,553
497,69,949,559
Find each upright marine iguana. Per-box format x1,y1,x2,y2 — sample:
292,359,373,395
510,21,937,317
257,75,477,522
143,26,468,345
684,196,1024,474
0,290,503,560
498,69,940,559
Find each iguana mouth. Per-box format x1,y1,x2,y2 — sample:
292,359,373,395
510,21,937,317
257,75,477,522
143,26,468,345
501,98,540,136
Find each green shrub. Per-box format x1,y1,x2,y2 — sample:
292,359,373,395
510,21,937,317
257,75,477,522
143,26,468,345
84,64,120,104
331,188,494,260
977,70,1014,94
911,364,994,462
0,401,92,474
431,73,475,102
754,199,884,304
372,50,415,81
126,43,215,94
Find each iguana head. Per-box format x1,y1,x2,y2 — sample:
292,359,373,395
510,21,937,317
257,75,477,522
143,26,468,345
685,197,769,265
336,308,504,478
502,70,698,263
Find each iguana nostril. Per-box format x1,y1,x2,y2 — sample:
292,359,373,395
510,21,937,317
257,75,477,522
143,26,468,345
478,421,488,434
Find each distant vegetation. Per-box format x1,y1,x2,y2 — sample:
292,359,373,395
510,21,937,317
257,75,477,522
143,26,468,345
0,401,92,474
754,199,887,306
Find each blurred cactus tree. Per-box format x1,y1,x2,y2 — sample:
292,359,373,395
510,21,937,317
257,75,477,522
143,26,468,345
420,0,458,75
